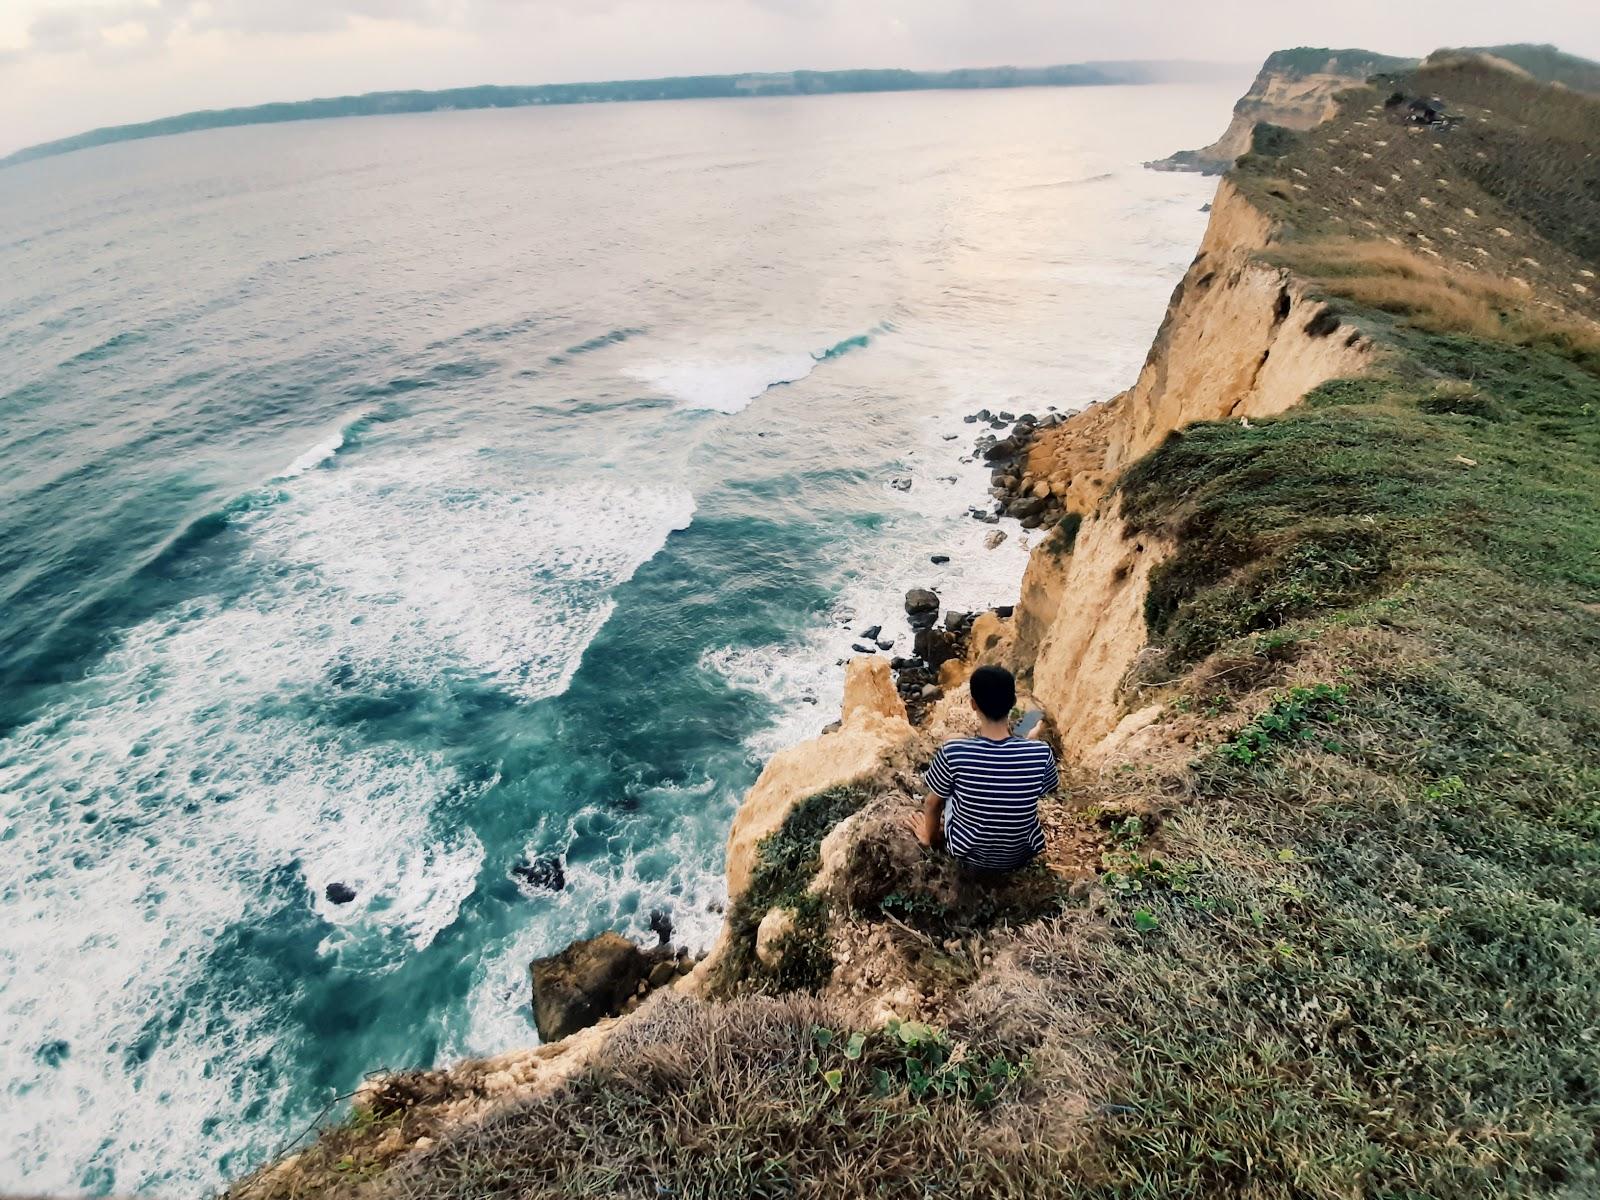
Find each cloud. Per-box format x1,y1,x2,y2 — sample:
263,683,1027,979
1,0,459,63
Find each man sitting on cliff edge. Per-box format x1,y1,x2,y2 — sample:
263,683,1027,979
912,665,1057,872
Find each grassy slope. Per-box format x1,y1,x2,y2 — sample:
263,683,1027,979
230,59,1600,1200
1038,59,1600,1198
1069,331,1600,1197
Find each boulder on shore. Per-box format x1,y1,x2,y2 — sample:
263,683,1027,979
904,587,940,629
530,932,646,1042
983,437,1019,461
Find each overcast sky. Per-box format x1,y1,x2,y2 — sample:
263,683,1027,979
2,0,1598,155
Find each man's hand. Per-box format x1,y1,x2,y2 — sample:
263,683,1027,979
907,810,932,847
910,794,943,849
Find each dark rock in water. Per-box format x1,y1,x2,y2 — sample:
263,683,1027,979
914,626,962,670
976,408,992,420
944,610,971,631
512,856,566,892
648,909,674,946
861,625,882,641
852,643,875,654
325,882,357,905
876,638,895,651
988,418,1007,430
1200,202,1212,212
530,932,646,1042
801,694,818,705
890,477,912,492
976,511,1000,524
822,720,842,735
942,433,959,440
930,554,950,565
994,605,1015,618
905,588,940,618
983,438,1019,461
997,411,1015,422
1016,413,1038,426
963,413,978,424
1007,495,1046,520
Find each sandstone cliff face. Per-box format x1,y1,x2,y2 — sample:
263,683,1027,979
1000,180,1375,756
1017,179,1375,523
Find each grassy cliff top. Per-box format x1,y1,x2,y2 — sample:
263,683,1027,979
1258,47,1418,79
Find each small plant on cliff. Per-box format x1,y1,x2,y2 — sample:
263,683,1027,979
810,1020,1027,1107
1216,683,1348,766
1044,510,1083,557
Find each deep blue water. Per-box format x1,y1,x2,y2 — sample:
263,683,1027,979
0,84,1223,1194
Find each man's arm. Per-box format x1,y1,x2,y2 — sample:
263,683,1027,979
915,744,956,849
916,791,945,849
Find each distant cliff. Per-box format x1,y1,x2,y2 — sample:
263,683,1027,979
1149,42,1600,177
0,59,1233,169
1146,46,1417,174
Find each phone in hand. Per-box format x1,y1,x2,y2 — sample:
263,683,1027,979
1014,708,1045,738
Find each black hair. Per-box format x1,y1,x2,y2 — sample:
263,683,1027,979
969,664,1016,721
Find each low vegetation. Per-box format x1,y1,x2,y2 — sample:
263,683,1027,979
709,784,873,996
1066,324,1600,1196
388,995,1061,1200
1269,239,1600,368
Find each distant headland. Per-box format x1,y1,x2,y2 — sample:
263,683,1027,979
1,59,1240,170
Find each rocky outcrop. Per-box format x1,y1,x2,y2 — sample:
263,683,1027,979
1148,48,1416,174
529,931,693,1041
723,656,912,900
530,932,645,1041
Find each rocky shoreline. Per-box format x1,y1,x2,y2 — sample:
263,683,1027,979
524,402,1076,1035
878,406,1074,722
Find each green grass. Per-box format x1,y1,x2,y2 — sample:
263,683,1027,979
1030,329,1600,1197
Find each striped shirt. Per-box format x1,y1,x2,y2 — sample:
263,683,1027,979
924,736,1057,870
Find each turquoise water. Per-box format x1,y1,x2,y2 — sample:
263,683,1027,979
0,84,1223,1194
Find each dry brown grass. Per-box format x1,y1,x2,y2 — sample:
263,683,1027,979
1273,238,1600,366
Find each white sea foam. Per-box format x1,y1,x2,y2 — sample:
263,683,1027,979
273,412,366,480
0,450,695,1195
623,328,883,415
625,352,818,414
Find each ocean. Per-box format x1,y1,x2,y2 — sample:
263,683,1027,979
0,83,1225,1194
